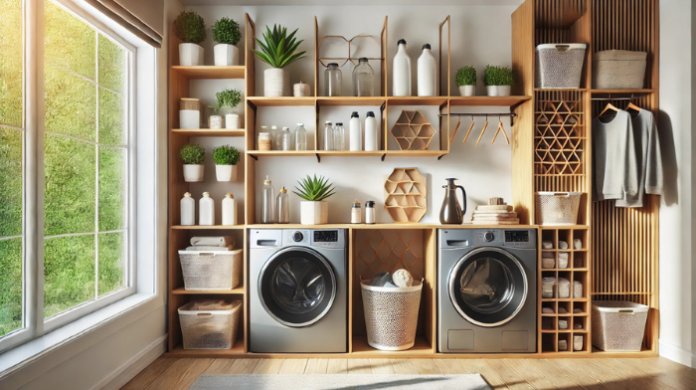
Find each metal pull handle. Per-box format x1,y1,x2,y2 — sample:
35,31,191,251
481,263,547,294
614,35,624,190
256,240,278,246
447,240,469,247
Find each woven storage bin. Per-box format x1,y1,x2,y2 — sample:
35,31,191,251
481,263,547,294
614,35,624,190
593,50,647,89
361,279,423,350
535,192,581,225
592,301,649,352
178,249,242,290
535,44,587,88
179,300,242,350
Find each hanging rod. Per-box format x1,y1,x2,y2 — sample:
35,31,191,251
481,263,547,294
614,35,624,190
439,112,518,126
591,93,644,101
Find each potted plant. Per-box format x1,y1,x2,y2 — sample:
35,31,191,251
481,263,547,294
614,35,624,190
212,145,240,182
484,65,514,96
253,24,306,97
215,89,242,129
174,11,206,66
180,144,205,182
456,66,477,96
212,17,241,66
294,174,335,225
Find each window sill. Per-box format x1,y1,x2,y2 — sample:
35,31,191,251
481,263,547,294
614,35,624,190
0,292,163,378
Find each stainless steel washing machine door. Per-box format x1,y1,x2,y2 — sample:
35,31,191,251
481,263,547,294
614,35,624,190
259,247,337,328
449,247,528,327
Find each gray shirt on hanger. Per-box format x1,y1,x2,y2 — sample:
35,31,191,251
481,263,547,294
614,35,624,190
592,109,639,202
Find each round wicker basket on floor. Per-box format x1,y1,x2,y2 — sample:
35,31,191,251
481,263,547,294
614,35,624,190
361,279,423,351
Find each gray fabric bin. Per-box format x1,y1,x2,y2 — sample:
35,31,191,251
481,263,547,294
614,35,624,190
593,50,647,89
536,44,587,88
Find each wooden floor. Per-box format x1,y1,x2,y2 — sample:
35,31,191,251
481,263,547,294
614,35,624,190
123,356,696,389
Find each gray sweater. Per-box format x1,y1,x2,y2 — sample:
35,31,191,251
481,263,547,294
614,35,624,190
593,110,639,202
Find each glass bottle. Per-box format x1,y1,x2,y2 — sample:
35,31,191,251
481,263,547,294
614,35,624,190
333,122,345,151
280,126,293,151
294,123,307,151
323,121,334,151
276,187,290,224
324,63,342,97
262,176,275,224
353,57,374,97
270,125,281,150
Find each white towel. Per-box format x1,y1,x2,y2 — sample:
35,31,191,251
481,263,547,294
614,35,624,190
190,236,235,247
559,240,569,249
542,240,554,249
574,238,583,249
370,272,393,287
392,269,414,288
184,246,233,252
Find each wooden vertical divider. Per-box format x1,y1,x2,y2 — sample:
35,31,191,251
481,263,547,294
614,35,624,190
347,228,354,353
423,228,437,353
381,16,388,97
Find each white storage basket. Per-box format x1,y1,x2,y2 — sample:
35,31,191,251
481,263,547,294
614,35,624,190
178,249,242,290
593,50,647,89
179,300,242,350
535,192,581,225
592,301,649,352
536,44,587,88
361,279,423,351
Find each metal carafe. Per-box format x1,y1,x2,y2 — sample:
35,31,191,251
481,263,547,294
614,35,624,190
439,178,467,224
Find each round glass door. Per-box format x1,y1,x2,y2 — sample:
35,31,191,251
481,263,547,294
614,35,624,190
259,247,337,327
449,247,528,327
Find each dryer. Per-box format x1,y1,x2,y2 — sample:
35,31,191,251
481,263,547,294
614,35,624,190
438,228,537,353
249,229,347,353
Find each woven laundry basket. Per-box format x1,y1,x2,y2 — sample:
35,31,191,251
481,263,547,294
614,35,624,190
593,50,647,89
536,44,587,88
535,192,581,225
592,301,649,352
361,279,423,351
178,249,242,290
179,300,242,350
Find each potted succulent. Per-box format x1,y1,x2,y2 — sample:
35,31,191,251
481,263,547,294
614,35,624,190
180,144,205,182
456,66,477,96
253,24,306,97
212,17,241,66
294,174,335,225
215,88,242,129
174,11,207,66
212,145,240,182
484,65,514,96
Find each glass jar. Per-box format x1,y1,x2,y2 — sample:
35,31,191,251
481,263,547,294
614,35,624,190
270,125,281,150
352,57,374,97
258,132,271,151
276,187,290,224
323,121,334,151
262,176,275,224
324,63,342,97
333,122,345,151
294,123,307,150
280,126,293,151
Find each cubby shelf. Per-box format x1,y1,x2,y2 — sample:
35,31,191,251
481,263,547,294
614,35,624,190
172,287,245,295
170,225,245,230
171,65,245,79
247,96,316,106
171,129,245,137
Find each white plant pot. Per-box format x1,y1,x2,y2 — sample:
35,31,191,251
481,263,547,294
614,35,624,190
300,201,329,225
487,85,511,96
183,164,204,182
264,68,290,97
179,43,204,66
215,164,238,182
459,85,475,96
214,44,239,66
225,113,240,129
179,110,200,129
209,115,223,129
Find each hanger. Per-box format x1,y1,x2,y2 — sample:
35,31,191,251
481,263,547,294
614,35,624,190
491,116,510,145
450,116,462,143
475,115,488,146
599,102,620,117
462,115,475,144
626,102,642,113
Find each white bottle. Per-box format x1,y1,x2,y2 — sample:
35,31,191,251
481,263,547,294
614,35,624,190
393,39,412,96
199,192,215,226
180,192,195,226
222,193,237,226
417,43,438,96
351,200,362,224
349,111,362,151
364,111,378,151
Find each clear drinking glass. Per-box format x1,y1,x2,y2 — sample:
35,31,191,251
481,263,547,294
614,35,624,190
294,123,307,150
352,57,374,97
323,121,334,151
333,122,345,151
324,63,342,97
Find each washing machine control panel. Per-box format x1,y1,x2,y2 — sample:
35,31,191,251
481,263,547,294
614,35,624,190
503,230,534,249
483,231,495,242
292,231,304,242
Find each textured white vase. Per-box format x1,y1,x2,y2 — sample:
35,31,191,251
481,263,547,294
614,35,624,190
264,68,290,97
459,85,475,96
214,44,239,66
183,164,204,182
225,114,240,129
215,164,238,182
300,201,329,225
179,43,204,66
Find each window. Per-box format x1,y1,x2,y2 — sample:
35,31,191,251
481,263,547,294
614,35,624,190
0,0,137,350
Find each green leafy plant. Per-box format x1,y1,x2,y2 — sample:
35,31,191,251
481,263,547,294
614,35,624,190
214,89,242,111
212,17,241,45
456,66,477,86
174,11,206,44
253,24,306,68
212,145,240,165
180,144,205,164
294,175,336,201
483,65,514,86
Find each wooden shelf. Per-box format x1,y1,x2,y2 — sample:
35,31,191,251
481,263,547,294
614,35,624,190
247,150,446,158
172,286,244,295
167,341,246,357
171,129,245,137
385,150,446,157
171,66,245,79
247,96,316,106
316,96,386,106
449,95,531,107
350,335,434,356
387,96,448,106
591,89,654,94
170,225,245,230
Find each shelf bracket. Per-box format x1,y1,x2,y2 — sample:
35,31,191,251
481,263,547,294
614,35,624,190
316,153,321,163
381,153,386,161
509,101,524,127
248,100,257,111
250,154,258,161
437,154,446,160
380,101,386,112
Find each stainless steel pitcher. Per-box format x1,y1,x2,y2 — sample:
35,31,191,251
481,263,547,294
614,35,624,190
439,178,467,224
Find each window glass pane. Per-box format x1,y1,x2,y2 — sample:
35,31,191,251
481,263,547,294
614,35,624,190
44,235,95,319
98,232,124,296
99,147,125,231
98,34,124,93
0,0,23,128
0,127,23,237
0,239,22,337
99,87,124,146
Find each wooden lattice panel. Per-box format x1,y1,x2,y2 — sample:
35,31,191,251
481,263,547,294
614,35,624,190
384,168,427,223
534,0,586,45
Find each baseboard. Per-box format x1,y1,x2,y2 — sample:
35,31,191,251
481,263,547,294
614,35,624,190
659,339,696,368
92,334,167,390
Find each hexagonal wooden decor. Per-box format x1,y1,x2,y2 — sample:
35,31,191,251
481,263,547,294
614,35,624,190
390,110,435,150
384,168,427,223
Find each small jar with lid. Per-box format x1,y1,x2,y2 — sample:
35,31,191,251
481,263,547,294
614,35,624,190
351,200,362,224
258,132,271,151
365,200,376,224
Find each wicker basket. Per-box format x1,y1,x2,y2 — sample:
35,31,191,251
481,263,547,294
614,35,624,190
178,249,242,290
535,44,587,88
593,50,647,89
535,192,581,225
179,300,242,350
592,301,649,352
361,279,423,350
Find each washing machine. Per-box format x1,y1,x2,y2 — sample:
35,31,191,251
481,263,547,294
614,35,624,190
249,229,347,353
438,228,537,353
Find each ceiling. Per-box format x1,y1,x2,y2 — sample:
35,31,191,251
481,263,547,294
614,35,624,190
181,0,524,6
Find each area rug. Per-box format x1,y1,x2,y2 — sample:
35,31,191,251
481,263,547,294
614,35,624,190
188,374,492,390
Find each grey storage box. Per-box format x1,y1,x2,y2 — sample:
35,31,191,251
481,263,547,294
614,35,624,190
536,44,587,88
593,50,647,89
592,301,649,351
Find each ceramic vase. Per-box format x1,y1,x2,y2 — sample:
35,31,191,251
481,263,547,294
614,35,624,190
225,114,240,129
487,85,511,96
300,201,329,225
214,44,239,66
215,164,238,182
264,68,290,97
459,85,475,96
183,164,204,182
179,43,204,66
